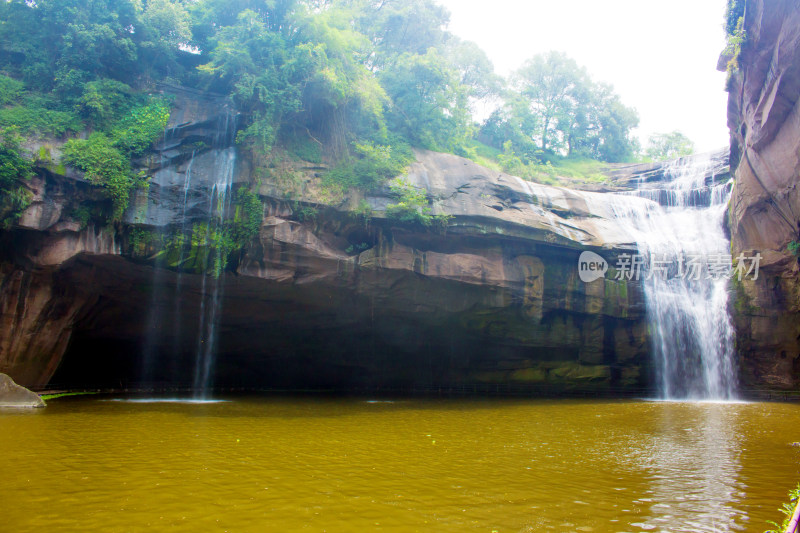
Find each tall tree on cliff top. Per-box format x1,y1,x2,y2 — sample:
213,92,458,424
0,0,196,93
512,51,589,154
291,4,390,157
483,51,639,163
443,37,502,113
323,0,475,154
577,82,640,162
138,0,193,78
379,48,471,152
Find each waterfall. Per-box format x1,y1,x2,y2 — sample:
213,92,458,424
140,124,183,388
191,112,237,398
140,106,237,396
171,149,196,379
610,153,737,400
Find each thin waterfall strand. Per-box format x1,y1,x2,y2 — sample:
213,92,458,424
192,112,236,397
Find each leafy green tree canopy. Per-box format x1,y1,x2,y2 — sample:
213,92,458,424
481,51,639,163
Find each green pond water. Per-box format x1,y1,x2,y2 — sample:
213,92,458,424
1,397,799,532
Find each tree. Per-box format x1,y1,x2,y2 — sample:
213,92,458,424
196,1,392,159
479,94,541,163
197,6,305,152
645,131,695,161
443,38,501,113
482,51,638,163
596,99,639,162
578,84,639,163
380,48,471,152
76,79,134,129
724,0,744,36
190,0,297,47
352,0,451,70
291,4,389,157
0,0,142,95
138,0,193,77
512,51,589,153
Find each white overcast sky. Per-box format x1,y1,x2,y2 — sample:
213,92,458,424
435,0,730,153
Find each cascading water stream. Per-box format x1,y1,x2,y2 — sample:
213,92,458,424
170,149,197,374
191,112,237,398
140,108,237,396
609,153,737,400
140,125,182,387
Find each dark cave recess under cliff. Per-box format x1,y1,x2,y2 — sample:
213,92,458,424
47,251,653,396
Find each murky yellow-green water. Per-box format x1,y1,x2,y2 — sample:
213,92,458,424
1,398,799,532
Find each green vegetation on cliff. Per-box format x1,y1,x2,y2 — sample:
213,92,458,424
0,0,646,212
0,75,82,136
58,95,169,219
385,178,434,226
0,128,33,227
722,0,746,83
130,187,264,277
322,139,413,193
62,134,136,220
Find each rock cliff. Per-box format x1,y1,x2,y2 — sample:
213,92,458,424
725,0,800,389
0,87,662,393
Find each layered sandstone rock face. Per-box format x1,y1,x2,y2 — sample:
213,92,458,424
726,0,800,389
1,88,661,393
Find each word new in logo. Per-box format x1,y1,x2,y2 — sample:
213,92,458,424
578,251,608,283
